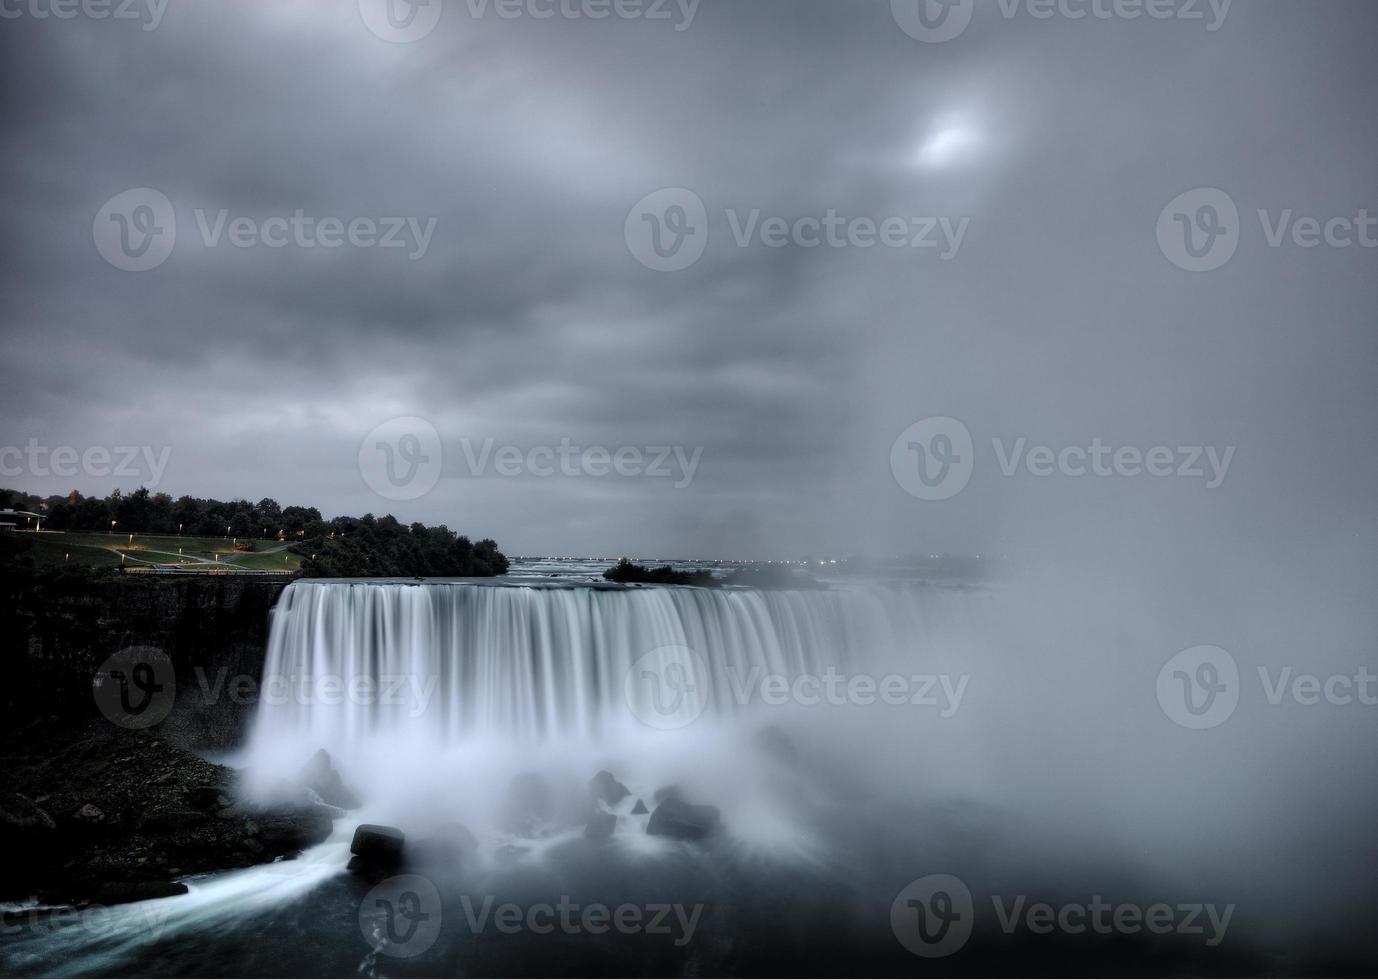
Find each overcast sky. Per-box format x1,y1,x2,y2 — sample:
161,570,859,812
1,0,1375,561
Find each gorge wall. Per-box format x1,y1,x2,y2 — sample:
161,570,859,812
2,572,288,749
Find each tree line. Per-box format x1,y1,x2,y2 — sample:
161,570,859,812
0,487,508,578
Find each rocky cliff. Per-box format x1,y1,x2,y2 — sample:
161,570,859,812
2,571,287,750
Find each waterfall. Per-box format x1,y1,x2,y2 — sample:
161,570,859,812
249,579,980,746
242,579,988,841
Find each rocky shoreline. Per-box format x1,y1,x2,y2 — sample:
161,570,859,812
0,721,335,908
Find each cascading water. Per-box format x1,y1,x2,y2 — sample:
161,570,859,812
242,579,991,848
249,579,978,744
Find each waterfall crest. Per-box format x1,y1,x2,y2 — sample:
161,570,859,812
249,579,976,748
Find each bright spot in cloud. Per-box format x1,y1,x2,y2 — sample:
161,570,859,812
913,118,983,169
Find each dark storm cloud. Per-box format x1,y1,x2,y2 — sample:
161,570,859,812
1,0,1376,560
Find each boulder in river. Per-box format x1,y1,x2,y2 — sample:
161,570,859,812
647,795,721,841
349,823,406,875
300,749,362,810
589,769,629,807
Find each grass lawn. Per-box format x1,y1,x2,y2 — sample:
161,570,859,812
14,531,303,573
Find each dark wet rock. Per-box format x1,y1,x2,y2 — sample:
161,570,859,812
2,792,57,887
631,798,650,815
653,785,681,805
589,769,629,807
350,823,405,874
1,792,56,834
585,811,618,840
0,723,336,904
186,785,231,811
647,795,721,841
73,803,106,823
139,808,207,834
300,748,362,810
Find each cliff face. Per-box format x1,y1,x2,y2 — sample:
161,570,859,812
2,573,287,749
